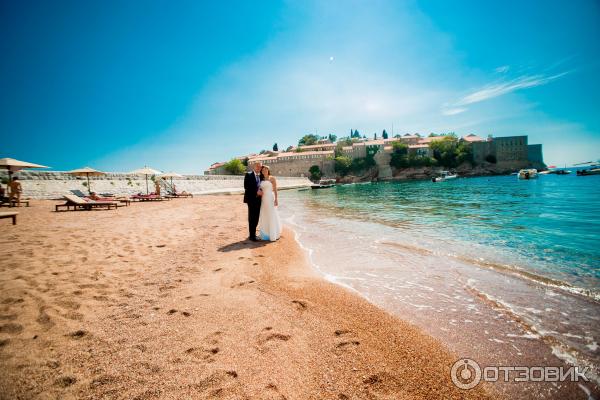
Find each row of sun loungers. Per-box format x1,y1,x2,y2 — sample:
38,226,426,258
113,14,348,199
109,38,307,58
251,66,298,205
2,191,193,223
54,190,192,212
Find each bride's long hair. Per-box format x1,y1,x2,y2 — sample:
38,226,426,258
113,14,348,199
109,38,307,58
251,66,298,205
260,165,271,181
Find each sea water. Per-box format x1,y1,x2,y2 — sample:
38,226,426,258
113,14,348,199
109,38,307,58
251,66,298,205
279,174,600,389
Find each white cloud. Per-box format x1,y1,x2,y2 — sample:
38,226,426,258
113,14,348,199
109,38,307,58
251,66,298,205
495,65,510,73
442,107,468,116
457,72,570,106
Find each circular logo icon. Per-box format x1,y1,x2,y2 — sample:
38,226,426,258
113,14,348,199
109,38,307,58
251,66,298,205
451,358,482,390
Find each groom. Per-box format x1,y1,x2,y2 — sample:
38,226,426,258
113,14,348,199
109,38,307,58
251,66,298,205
243,161,263,241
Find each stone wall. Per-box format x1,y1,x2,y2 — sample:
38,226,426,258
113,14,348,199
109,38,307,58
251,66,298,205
263,158,335,178
0,171,312,199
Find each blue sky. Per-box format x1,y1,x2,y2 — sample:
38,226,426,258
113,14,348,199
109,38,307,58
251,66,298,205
1,0,599,172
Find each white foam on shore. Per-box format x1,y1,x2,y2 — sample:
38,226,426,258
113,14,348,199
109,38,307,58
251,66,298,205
283,215,365,297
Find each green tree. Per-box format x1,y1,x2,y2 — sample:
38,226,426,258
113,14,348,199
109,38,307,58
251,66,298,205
328,134,337,143
428,136,472,168
382,130,388,139
242,157,249,167
223,158,246,175
299,134,319,146
390,142,409,169
334,156,352,175
373,133,378,140
273,143,279,151
309,165,322,181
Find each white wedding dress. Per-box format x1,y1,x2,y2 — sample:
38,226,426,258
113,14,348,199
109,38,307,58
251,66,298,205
258,180,282,241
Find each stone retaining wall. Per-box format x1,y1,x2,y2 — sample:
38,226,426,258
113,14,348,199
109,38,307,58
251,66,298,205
0,171,312,199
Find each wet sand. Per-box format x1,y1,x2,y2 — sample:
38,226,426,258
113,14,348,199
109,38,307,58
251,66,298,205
0,196,495,399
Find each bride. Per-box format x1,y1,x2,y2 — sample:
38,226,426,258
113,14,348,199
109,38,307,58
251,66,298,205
257,165,282,241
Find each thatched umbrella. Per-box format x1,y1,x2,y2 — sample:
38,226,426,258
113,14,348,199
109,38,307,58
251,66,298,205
0,158,49,182
157,172,183,193
66,167,106,194
129,166,161,194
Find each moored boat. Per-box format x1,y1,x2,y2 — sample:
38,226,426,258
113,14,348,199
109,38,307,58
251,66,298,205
518,169,538,180
311,178,336,189
431,171,458,182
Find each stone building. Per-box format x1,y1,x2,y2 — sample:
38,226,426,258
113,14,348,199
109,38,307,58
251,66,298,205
205,162,227,175
248,151,335,178
527,144,544,167
472,135,545,169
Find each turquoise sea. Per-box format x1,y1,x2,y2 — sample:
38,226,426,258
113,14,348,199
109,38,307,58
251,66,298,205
279,173,600,391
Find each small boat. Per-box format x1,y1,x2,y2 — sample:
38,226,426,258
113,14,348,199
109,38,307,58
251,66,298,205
577,168,600,176
311,178,336,189
432,171,457,182
518,169,538,180
540,169,571,175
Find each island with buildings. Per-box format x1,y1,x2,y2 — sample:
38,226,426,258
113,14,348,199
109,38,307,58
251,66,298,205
205,132,545,182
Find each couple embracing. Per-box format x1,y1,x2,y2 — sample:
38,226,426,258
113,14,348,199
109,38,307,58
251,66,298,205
243,162,282,242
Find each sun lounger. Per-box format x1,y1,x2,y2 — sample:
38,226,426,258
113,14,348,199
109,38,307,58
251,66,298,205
55,194,118,212
0,198,30,207
168,191,193,198
130,194,168,202
69,190,130,206
0,211,18,225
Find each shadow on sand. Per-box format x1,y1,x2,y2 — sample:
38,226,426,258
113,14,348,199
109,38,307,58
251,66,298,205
218,239,269,253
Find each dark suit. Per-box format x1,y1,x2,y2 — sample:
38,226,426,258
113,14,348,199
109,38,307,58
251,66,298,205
244,171,262,239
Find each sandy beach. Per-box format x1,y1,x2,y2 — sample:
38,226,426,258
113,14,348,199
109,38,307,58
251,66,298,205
0,196,495,399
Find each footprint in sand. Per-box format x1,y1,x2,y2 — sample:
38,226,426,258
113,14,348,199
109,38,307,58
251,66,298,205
265,383,288,399
55,376,77,387
68,329,87,339
257,331,291,353
291,300,309,311
184,331,223,363
362,372,405,397
188,369,240,396
0,323,23,334
334,329,360,351
230,280,255,289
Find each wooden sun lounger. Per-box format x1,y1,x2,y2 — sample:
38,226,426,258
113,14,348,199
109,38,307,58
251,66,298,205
0,198,30,207
168,192,193,198
131,194,168,202
0,211,18,225
70,190,130,206
55,195,118,212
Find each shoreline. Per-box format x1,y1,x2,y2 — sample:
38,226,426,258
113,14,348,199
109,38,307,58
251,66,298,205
0,197,494,399
279,191,600,399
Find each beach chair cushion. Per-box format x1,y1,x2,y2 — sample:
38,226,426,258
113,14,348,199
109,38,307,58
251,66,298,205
64,194,89,205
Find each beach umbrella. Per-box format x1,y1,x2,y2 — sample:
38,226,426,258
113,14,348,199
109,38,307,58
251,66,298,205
157,172,183,191
0,158,49,182
129,166,161,194
66,167,106,194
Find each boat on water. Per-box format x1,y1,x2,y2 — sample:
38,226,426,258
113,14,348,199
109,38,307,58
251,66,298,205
311,178,336,189
577,168,600,176
431,171,458,182
573,161,600,176
539,169,571,175
518,169,538,180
